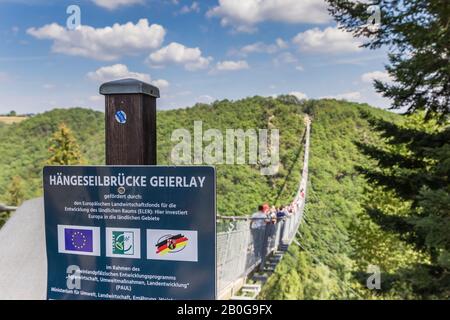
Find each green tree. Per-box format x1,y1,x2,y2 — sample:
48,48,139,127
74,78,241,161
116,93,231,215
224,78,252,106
2,175,25,228
327,0,450,118
7,110,17,116
267,269,303,300
47,123,84,165
350,187,427,273
6,175,25,206
356,112,449,298
328,0,450,299
0,176,25,227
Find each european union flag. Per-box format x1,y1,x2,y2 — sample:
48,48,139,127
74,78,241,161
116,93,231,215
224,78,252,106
64,228,93,253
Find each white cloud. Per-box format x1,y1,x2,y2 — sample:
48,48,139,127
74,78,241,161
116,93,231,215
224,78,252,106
239,42,278,55
91,0,144,10
276,38,289,49
27,19,165,61
87,64,151,82
198,95,215,104
232,25,258,34
147,42,212,71
207,0,329,32
232,38,288,57
87,64,169,89
151,79,170,89
179,1,200,14
215,60,249,71
273,52,298,66
361,70,393,83
322,91,362,102
289,91,308,100
293,26,363,54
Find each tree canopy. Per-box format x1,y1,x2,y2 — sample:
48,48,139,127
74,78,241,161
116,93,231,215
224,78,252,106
327,0,450,118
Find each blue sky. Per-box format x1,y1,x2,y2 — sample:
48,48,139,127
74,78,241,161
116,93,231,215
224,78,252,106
0,0,392,114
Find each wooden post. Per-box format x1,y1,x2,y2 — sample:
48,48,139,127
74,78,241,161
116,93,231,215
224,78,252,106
100,78,160,165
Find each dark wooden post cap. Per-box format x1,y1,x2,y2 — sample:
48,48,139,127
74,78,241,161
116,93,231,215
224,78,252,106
99,78,160,98
101,78,159,165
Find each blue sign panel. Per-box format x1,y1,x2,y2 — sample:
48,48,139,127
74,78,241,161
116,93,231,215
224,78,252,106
43,166,216,300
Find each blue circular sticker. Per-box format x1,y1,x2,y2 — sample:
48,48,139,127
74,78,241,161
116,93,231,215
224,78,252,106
115,110,127,124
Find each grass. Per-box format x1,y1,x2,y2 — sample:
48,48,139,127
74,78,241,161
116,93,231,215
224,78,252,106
0,116,28,124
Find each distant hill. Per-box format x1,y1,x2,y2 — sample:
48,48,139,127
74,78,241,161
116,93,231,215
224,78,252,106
0,96,307,215
0,108,105,201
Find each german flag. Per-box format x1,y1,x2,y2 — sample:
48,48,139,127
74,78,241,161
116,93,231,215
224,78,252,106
155,234,189,255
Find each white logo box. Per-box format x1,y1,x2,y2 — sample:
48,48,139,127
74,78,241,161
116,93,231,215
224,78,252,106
147,229,198,262
106,227,141,259
57,225,101,256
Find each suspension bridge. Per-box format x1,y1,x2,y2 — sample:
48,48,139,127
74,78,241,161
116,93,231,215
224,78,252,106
216,115,310,299
0,116,311,300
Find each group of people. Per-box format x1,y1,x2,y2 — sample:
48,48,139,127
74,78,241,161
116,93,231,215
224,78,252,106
250,203,297,229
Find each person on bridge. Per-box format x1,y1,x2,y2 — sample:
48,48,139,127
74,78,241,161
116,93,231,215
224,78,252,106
286,204,294,216
276,206,287,219
268,206,278,224
251,204,269,229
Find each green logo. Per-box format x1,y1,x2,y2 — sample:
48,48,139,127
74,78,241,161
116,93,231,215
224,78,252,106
112,231,134,255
